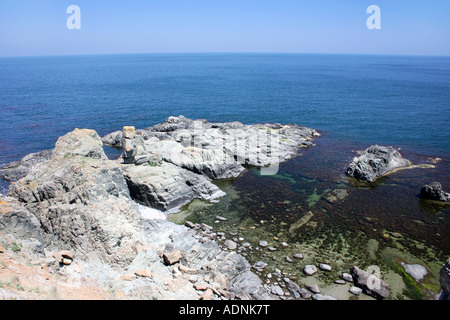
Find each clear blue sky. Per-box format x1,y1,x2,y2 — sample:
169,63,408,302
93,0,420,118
0,0,449,56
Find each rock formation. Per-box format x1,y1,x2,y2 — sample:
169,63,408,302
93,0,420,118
2,116,320,300
8,128,142,267
110,115,320,211
346,145,411,182
420,182,450,202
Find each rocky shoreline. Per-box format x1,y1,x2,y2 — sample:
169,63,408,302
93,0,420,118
0,116,449,300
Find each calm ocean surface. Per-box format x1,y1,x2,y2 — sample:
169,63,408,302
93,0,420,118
1,53,449,298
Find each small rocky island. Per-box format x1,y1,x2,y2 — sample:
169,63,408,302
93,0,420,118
0,116,449,300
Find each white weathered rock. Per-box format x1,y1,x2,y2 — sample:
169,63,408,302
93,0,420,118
308,284,320,294
224,240,237,250
312,294,337,300
253,261,268,269
401,263,428,282
271,285,284,296
304,265,318,276
122,161,225,212
259,240,268,247
349,286,363,296
341,272,354,282
319,263,332,271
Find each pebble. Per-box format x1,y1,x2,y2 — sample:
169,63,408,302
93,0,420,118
341,272,353,282
308,284,320,294
304,265,318,276
285,256,293,263
224,240,237,250
293,253,303,259
193,282,209,291
199,288,214,300
349,286,363,296
319,263,332,271
185,221,195,228
271,285,284,296
253,261,268,269
134,269,152,278
312,294,337,300
268,246,277,251
216,215,228,221
259,240,268,247
334,279,346,285
200,223,213,232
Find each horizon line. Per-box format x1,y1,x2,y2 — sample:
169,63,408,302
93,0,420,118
1,51,450,59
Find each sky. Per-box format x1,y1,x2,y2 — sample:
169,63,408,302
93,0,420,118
0,0,449,57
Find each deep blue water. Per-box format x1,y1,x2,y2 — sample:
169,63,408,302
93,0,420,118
1,53,449,167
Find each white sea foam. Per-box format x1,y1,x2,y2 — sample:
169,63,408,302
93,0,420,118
138,204,167,220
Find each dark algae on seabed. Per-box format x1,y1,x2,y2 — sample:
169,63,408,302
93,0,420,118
172,133,450,300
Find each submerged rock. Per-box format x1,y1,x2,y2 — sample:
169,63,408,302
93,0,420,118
401,263,428,282
420,182,450,202
346,145,410,182
351,266,390,299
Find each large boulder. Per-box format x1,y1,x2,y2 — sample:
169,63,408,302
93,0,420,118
346,145,411,182
421,182,450,202
122,161,225,212
52,128,107,160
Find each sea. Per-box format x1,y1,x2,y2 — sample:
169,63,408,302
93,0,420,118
0,53,449,299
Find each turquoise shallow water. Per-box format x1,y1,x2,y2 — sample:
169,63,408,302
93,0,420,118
1,53,449,298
